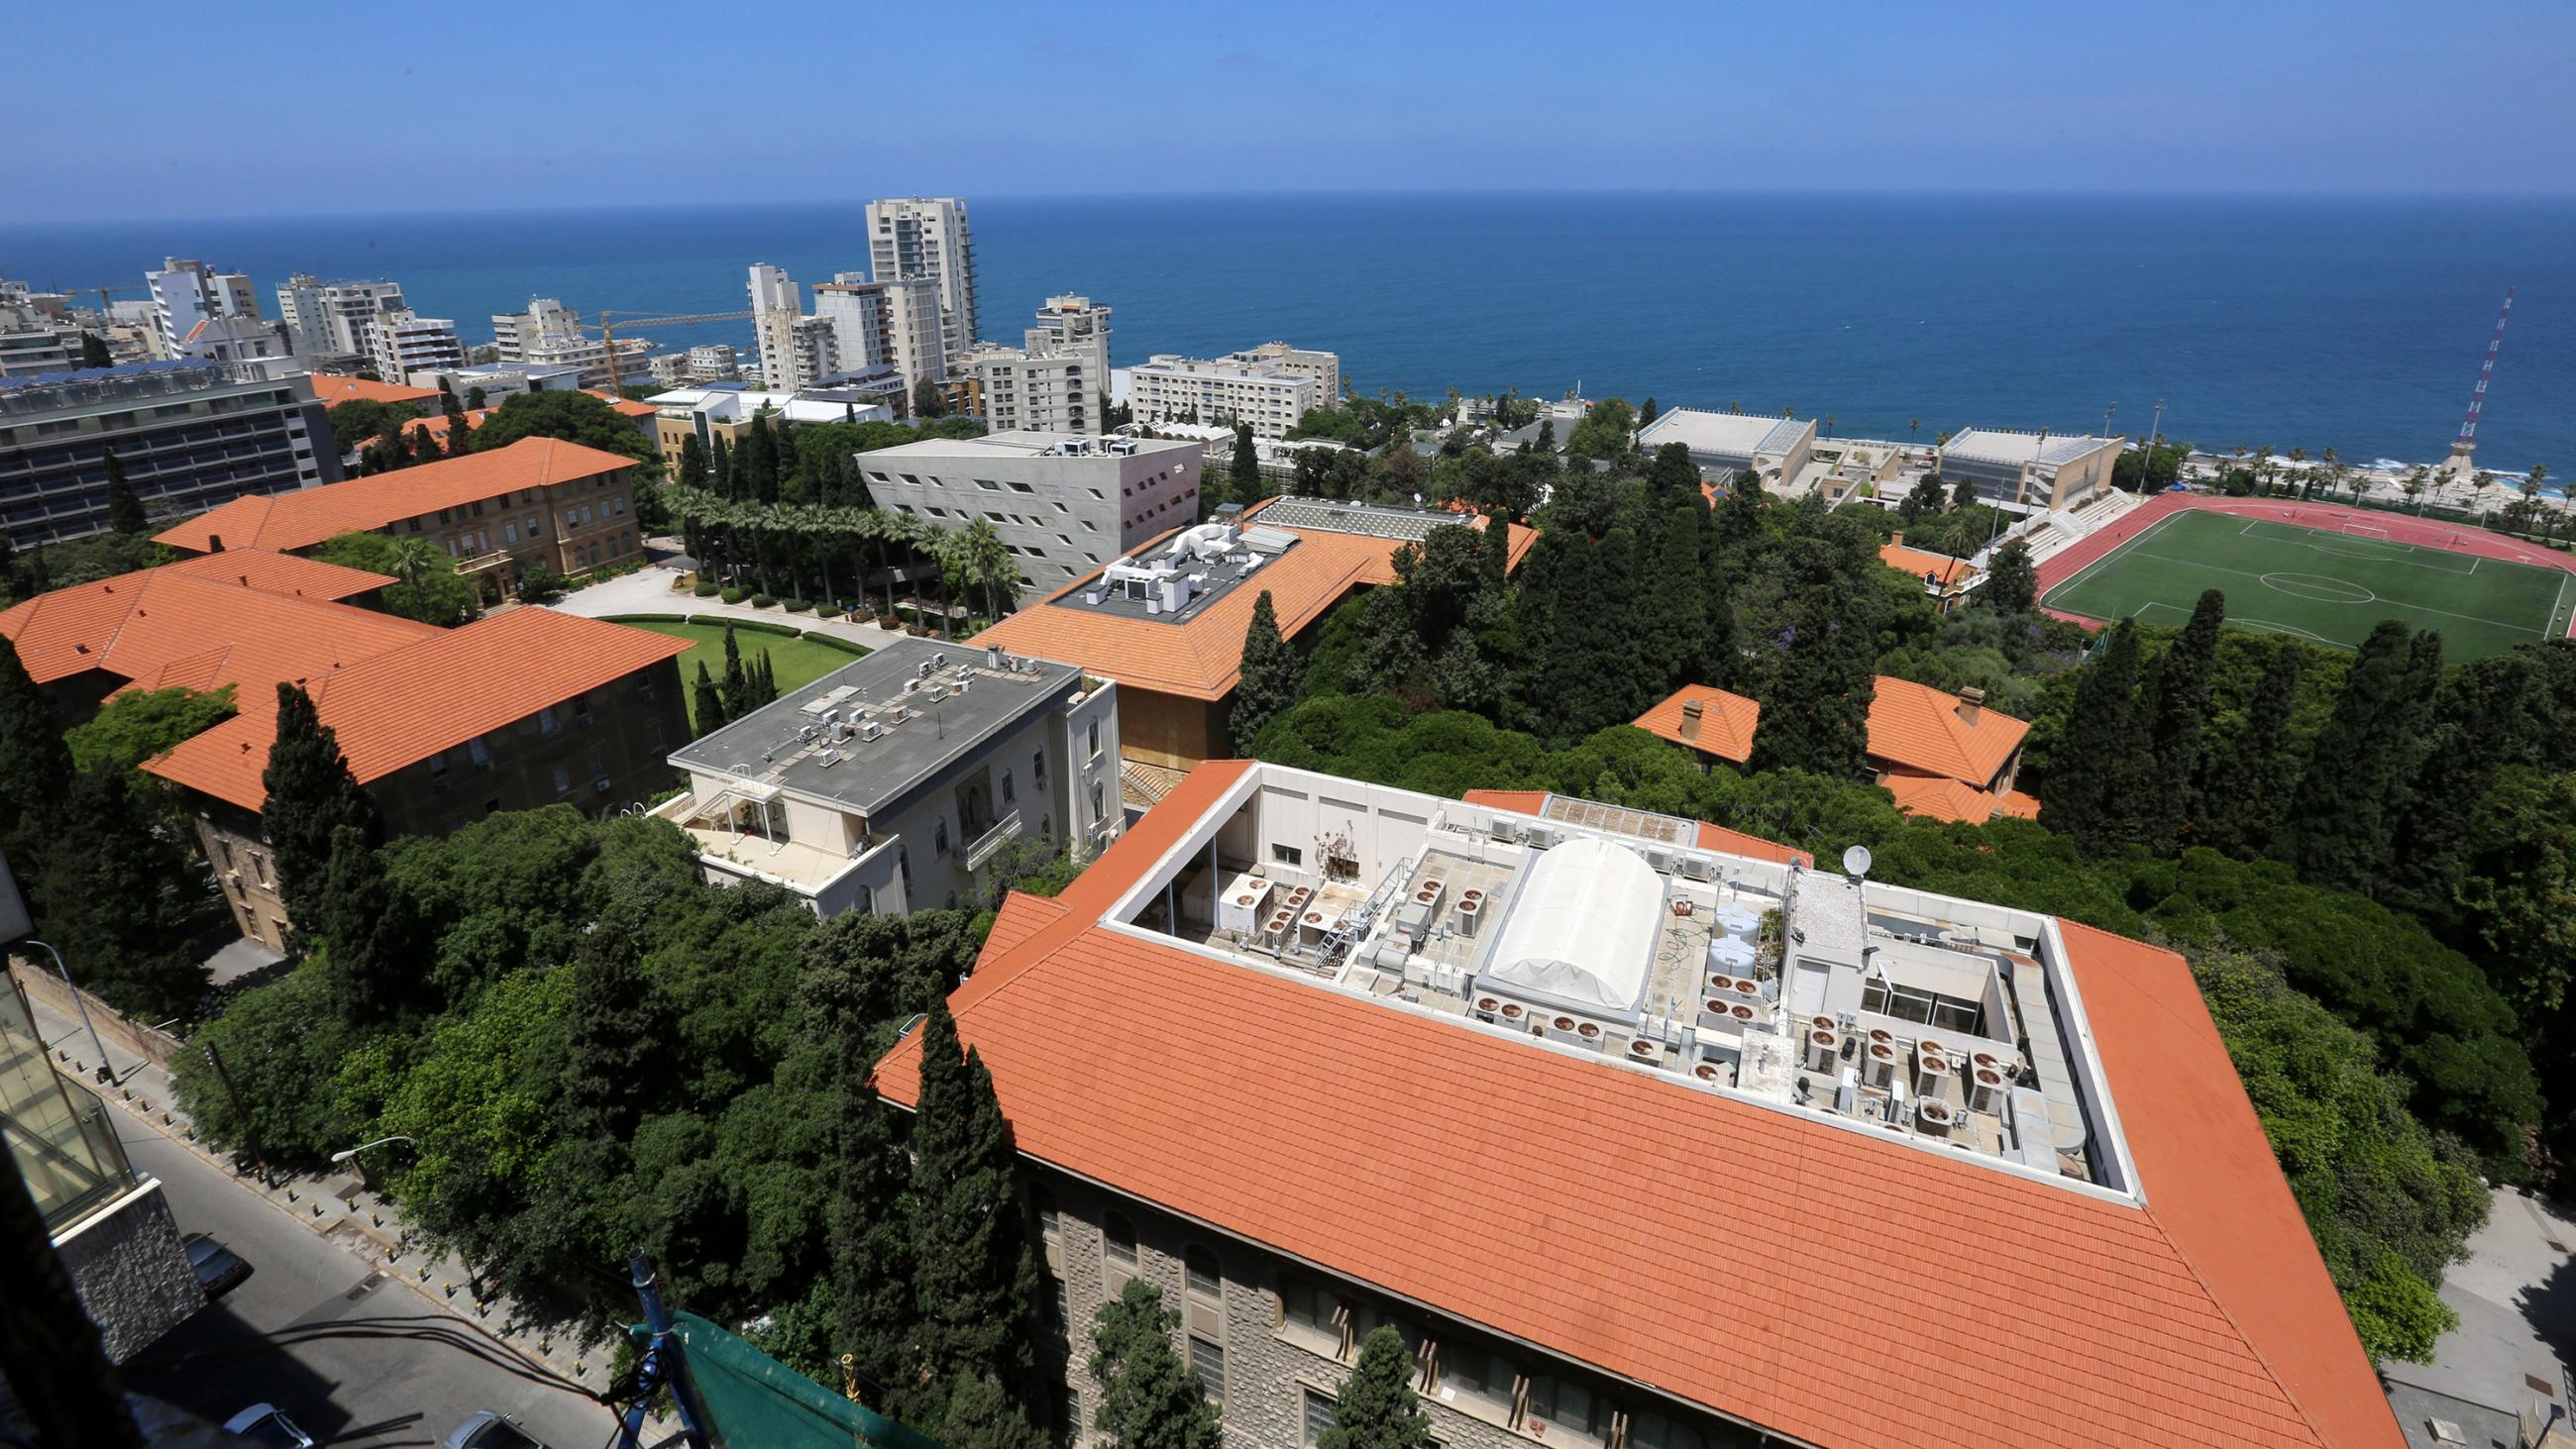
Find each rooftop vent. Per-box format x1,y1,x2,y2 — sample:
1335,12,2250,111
1918,1097,1958,1136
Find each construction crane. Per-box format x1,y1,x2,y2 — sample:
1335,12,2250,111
47,281,144,314
583,309,755,392
2443,286,2516,481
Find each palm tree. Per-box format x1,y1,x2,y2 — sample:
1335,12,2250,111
1908,418,1920,446
1823,415,1836,437
2401,466,2428,513
387,537,442,589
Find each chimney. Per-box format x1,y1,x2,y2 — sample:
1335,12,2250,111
1679,696,1704,741
1957,686,1986,727
1888,531,1903,548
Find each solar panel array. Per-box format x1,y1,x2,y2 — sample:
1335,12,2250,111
1256,498,1453,543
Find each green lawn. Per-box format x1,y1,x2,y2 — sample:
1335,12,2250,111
2041,510,2575,661
617,619,867,727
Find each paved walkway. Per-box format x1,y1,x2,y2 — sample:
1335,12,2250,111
18,969,666,1434
2381,1187,2576,1442
549,541,949,646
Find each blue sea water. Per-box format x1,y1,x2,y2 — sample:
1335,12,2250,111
4,192,2570,470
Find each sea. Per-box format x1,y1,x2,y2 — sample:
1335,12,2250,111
4,192,2571,475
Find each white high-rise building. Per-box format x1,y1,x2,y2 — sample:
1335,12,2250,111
866,197,978,360
1025,294,1112,380
747,263,825,391
148,259,285,363
275,274,408,359
1127,345,1336,438
959,342,1097,436
368,311,467,384
812,273,945,391
489,297,644,389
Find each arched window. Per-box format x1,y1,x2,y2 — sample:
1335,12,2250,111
1185,1245,1222,1302
1104,1212,1137,1270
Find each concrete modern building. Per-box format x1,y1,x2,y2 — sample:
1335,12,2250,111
367,311,466,384
1224,341,1337,405
0,360,339,547
1027,294,1113,377
1936,428,2122,512
1122,423,1358,481
159,435,650,586
274,274,408,361
1633,408,1818,492
873,761,2406,1449
813,274,946,391
858,431,1203,592
959,342,1097,435
1127,349,1330,439
866,197,978,358
1,953,201,1364
748,264,827,392
685,343,740,382
652,635,1121,916
145,259,269,362
972,499,1536,782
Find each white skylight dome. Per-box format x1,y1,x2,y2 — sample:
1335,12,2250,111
1481,836,1662,1013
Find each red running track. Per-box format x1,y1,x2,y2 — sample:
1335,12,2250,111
2032,492,2576,639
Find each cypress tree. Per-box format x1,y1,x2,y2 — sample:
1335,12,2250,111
0,635,72,867
557,926,664,1143
466,385,486,409
260,681,381,946
1639,396,1659,429
835,1076,920,1417
2196,637,2304,858
1535,418,1555,453
318,822,419,1029
742,414,781,503
2390,650,2544,920
1089,1279,1221,1449
721,624,748,716
1230,423,1259,502
693,662,728,735
1641,504,1706,691
1981,537,2037,613
1232,591,1300,755
1952,477,1977,510
2039,620,2143,856
2290,620,2427,891
1645,442,1699,511
1320,1326,1434,1449
678,433,708,490
79,330,113,368
2135,589,2225,851
1751,534,1877,776
103,450,148,536
710,435,734,500
32,762,210,1022
909,996,1041,1396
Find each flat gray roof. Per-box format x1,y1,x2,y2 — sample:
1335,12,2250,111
1637,408,1810,460
669,635,1079,818
1942,429,2118,466
861,431,1199,462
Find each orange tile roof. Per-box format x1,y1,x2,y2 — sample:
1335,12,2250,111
307,372,441,408
1630,683,1762,763
1866,673,2028,786
970,501,1535,701
147,609,689,812
1879,770,2043,824
1459,787,1811,868
876,764,2397,1449
2,555,415,687
582,389,659,419
1878,538,1978,587
155,437,639,555
378,408,497,448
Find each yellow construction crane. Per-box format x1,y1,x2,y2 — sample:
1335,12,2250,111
584,309,755,392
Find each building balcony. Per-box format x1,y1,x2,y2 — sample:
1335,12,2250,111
652,790,893,902
964,809,1023,874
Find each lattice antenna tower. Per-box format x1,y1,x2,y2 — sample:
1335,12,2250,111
2445,287,2516,478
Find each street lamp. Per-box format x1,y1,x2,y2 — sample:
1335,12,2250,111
24,940,112,1084
330,1135,415,1164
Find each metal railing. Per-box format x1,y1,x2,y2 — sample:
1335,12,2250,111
963,810,1023,874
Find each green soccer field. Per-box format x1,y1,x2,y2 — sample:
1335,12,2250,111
2040,511,2576,661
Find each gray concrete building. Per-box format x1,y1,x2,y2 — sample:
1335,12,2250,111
1935,428,2123,512
858,431,1203,593
1633,408,1817,492
0,360,339,547
650,636,1122,917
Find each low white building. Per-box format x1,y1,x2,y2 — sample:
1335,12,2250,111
859,430,1203,593
813,274,946,389
1936,428,2123,512
1127,345,1334,438
1634,408,1818,491
958,342,1098,435
275,274,408,360
653,636,1121,916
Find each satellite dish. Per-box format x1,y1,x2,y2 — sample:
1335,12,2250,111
1842,846,1874,880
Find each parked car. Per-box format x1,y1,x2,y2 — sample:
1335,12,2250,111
443,1411,548,1449
221,1404,315,1447
183,1233,253,1298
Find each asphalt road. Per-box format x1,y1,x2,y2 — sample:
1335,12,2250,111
114,1122,622,1449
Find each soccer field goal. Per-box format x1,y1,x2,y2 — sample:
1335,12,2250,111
2339,521,2392,540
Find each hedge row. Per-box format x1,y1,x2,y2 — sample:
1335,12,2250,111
803,632,874,657
599,612,804,640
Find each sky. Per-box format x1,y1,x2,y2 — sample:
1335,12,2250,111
10,0,2576,221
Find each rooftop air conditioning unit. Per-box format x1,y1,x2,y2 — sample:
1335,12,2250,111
1967,1066,2008,1114
1677,856,1715,882
1915,1047,1953,1097
1489,818,1520,843
932,652,947,668
987,644,1005,670
1086,589,1105,605
1644,847,1675,873
1625,1036,1664,1066
1917,1097,1958,1137
1804,1027,1842,1073
1472,994,1502,1023
917,660,935,678
1864,1039,1900,1087
1495,999,1530,1031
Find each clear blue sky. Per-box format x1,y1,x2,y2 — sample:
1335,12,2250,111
14,0,2575,221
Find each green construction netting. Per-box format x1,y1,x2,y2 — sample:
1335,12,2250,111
629,1311,948,1449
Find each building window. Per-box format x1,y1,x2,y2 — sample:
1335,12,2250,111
1103,1212,1137,1271
539,705,561,735
552,764,574,796
1032,1186,1059,1240
1185,1246,1222,1302
1085,720,1102,761
1002,770,1016,806
1302,1389,1336,1447
1272,844,1303,868
935,819,950,858
1188,1336,1224,1404
1061,1388,1082,1442
1033,749,1046,786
